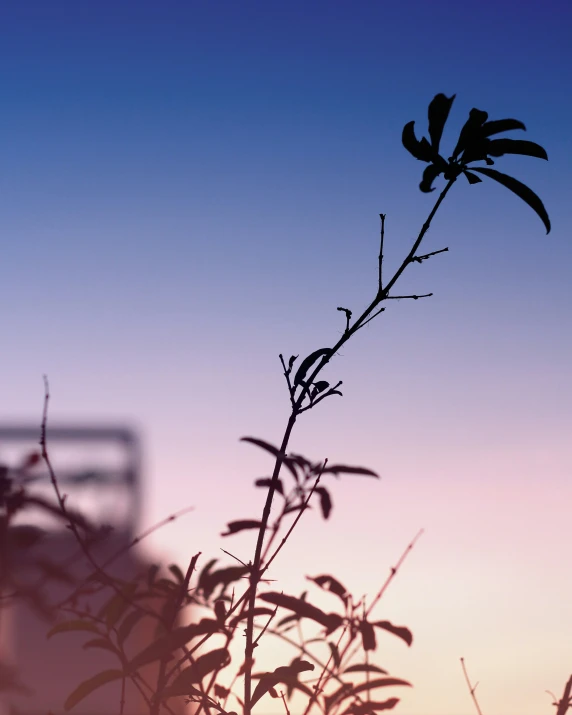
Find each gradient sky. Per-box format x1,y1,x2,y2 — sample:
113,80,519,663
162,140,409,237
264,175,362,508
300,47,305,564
1,2,571,715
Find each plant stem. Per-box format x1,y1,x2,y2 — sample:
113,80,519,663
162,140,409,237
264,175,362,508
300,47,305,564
243,178,456,715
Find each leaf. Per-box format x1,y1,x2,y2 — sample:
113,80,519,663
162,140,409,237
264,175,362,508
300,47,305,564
82,638,120,656
481,118,526,137
464,171,482,185
328,641,341,668
165,648,231,695
47,620,100,639
251,661,314,707
419,163,444,193
401,122,432,162
240,437,299,480
451,107,489,159
168,564,185,583
342,698,400,715
64,669,123,711
104,582,138,629
427,93,455,153
486,138,548,160
322,464,379,478
200,566,250,600
117,609,145,646
127,624,202,672
254,477,284,495
316,487,332,520
313,380,330,394
288,355,298,370
293,347,331,387
221,520,265,537
259,592,343,632
307,574,348,605
343,664,388,675
469,166,551,233
372,621,413,647
347,678,411,699
197,558,218,592
359,621,377,651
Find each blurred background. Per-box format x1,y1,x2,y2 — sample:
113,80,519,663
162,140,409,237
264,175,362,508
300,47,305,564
0,1,571,714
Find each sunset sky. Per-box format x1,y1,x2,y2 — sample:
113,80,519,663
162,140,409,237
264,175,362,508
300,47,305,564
1,2,571,714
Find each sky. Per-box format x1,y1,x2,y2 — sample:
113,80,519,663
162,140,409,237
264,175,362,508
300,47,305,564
1,1,571,714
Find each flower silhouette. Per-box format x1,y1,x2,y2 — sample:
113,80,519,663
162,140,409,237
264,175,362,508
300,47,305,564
402,93,550,233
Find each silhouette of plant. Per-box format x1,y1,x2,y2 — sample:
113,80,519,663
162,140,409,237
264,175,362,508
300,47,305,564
0,93,558,715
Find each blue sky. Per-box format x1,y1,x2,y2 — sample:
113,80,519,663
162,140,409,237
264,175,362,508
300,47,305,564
1,2,571,715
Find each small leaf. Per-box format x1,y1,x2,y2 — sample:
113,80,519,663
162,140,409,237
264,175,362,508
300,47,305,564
293,348,331,386
347,678,411,701
372,620,413,647
254,478,284,495
251,661,314,707
313,380,329,394
147,563,159,587
359,621,376,651
197,558,218,592
343,664,388,675
427,93,455,153
481,118,526,137
451,107,489,159
464,171,482,185
401,122,432,162
104,582,137,629
316,487,332,520
322,464,379,478
221,520,265,537
168,564,185,583
288,355,298,370
127,624,201,672
64,669,123,711
228,607,275,630
259,592,343,632
47,620,100,639
469,166,551,233
240,437,299,480
82,638,120,656
419,163,443,193
117,610,145,646
165,648,231,695
328,641,341,668
307,574,348,604
486,138,548,160
342,698,400,715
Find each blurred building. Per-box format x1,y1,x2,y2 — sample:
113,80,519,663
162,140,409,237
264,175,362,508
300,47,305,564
0,425,187,715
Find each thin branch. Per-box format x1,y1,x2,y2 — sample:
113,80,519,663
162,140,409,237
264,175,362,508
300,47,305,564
337,307,352,334
386,293,433,300
279,354,296,406
460,657,484,715
378,213,386,291
412,246,449,263
555,674,572,715
356,306,385,331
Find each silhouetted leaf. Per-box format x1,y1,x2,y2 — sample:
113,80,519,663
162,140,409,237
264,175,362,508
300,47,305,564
64,669,123,711
323,641,340,669
169,564,185,583
214,683,230,699
401,122,432,162
197,558,218,592
428,93,455,153
348,678,411,699
104,582,138,629
127,623,204,671
82,638,120,656
201,566,250,599
313,380,330,394
316,487,332,519
322,464,379,478
464,171,482,185
481,118,526,137
240,437,299,479
326,682,355,712
147,563,159,588
469,166,551,233
117,609,145,646
47,620,100,639
214,599,226,625
307,574,348,604
165,648,231,695
372,621,413,647
359,621,376,651
293,348,331,386
260,592,343,632
451,107,488,160
251,661,314,707
254,478,284,495
221,520,265,537
419,163,443,193
342,698,400,715
343,664,388,675
486,138,548,160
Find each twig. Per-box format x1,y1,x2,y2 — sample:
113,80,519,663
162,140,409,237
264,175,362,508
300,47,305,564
386,293,433,300
555,674,572,715
412,246,449,263
460,657,484,715
378,213,386,291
